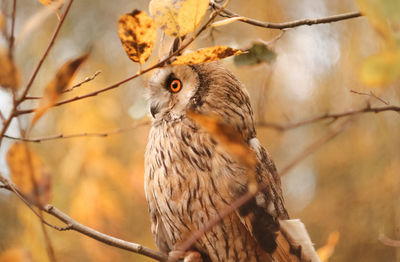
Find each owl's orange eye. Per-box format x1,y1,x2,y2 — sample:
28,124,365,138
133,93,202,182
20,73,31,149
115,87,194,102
169,79,182,93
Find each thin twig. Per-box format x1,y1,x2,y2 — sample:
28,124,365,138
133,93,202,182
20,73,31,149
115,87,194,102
350,90,389,105
256,105,400,131
63,70,101,92
0,174,69,231
17,0,74,103
0,174,167,261
3,120,151,143
44,205,168,261
23,71,102,101
175,118,351,257
0,0,74,148
211,2,362,30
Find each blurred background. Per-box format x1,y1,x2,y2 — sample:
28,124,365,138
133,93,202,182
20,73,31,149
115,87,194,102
0,0,399,261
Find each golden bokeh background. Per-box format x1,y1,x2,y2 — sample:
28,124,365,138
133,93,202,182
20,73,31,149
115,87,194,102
0,0,399,261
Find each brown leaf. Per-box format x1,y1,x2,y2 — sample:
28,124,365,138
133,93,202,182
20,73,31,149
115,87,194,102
32,53,88,124
172,46,244,65
0,47,21,90
149,0,209,37
118,10,156,64
6,142,52,206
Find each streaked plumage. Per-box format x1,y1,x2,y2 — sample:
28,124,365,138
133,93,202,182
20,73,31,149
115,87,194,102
144,60,318,262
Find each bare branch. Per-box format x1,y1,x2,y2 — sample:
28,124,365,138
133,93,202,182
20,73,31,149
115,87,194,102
0,174,69,231
44,205,168,261
278,118,351,176
17,0,74,104
211,2,362,30
23,71,102,101
63,70,102,92
0,174,167,262
350,90,390,105
256,105,400,131
3,120,150,143
0,0,74,147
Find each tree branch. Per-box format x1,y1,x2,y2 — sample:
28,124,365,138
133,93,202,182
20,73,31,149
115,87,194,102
63,70,102,93
0,174,167,262
256,105,400,131
0,0,74,148
350,90,389,105
211,2,362,30
3,120,150,143
17,0,74,104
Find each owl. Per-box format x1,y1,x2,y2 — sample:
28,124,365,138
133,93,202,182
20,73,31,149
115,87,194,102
144,49,319,262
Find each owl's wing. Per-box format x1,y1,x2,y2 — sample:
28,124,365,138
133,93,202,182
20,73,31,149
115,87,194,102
147,193,173,254
234,138,321,262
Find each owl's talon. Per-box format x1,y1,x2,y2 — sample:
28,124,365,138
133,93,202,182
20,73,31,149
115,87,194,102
168,250,202,262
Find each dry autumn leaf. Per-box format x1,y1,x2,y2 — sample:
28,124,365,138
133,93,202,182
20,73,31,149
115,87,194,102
149,0,208,37
0,47,21,90
33,53,88,124
118,10,156,64
172,46,243,65
0,248,32,262
6,143,52,206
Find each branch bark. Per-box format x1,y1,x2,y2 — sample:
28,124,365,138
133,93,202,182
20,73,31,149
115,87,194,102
256,105,400,131
0,174,167,262
211,2,362,30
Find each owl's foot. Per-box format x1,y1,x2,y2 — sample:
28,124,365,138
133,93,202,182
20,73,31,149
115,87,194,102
168,250,203,262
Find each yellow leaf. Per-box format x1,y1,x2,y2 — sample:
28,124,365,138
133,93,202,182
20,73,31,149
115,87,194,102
33,53,88,124
118,10,156,64
355,0,394,45
172,46,243,65
6,143,52,206
149,0,209,37
0,248,32,262
0,47,21,90
360,48,400,86
317,231,340,262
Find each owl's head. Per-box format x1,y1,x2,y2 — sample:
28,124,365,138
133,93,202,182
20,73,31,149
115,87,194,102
147,61,256,139
147,62,248,115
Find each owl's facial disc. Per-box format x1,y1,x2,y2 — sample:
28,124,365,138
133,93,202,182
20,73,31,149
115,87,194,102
147,66,199,119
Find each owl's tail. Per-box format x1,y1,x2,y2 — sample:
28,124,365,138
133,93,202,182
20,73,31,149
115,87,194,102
273,219,321,262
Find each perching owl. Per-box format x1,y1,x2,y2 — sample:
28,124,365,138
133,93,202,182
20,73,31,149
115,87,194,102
144,54,319,262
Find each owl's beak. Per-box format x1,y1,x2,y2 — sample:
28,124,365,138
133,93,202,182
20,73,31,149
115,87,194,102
150,104,159,118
